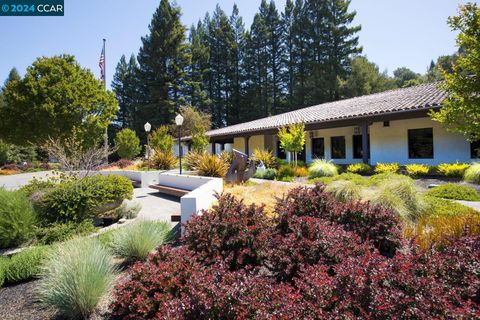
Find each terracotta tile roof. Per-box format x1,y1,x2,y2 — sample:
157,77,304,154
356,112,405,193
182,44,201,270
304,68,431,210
206,82,447,138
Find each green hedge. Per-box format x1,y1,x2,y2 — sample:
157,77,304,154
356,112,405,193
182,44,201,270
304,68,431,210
2,246,49,285
0,188,37,249
35,175,133,223
426,184,480,201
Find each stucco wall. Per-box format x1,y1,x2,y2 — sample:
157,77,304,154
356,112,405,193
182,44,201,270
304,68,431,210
370,117,473,165
305,126,364,165
249,135,265,155
233,137,245,153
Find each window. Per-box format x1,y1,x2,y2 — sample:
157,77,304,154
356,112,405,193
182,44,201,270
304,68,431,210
276,140,286,159
408,128,433,159
312,138,325,159
471,140,480,159
353,135,370,159
331,136,346,159
383,121,390,127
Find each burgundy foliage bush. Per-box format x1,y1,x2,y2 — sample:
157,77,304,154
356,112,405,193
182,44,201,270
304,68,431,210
39,162,51,170
263,216,371,282
1,163,19,171
276,184,402,256
115,159,133,169
183,193,271,270
109,187,479,319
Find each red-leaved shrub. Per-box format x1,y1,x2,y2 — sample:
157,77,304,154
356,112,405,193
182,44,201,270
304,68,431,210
115,159,133,169
276,184,402,256
183,193,271,270
263,216,371,281
109,189,479,319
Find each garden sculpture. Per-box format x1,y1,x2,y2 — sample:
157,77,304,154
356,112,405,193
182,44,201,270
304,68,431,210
225,149,256,183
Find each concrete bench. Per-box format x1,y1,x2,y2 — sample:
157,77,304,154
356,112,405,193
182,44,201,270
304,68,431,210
149,184,190,197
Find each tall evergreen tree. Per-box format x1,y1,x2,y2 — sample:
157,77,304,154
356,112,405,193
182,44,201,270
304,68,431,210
136,0,190,128
112,54,140,129
281,0,296,110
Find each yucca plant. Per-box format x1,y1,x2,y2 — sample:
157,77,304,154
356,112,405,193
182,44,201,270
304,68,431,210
464,162,480,184
151,150,177,170
37,238,117,319
110,221,172,261
252,149,276,169
197,154,229,177
308,159,338,178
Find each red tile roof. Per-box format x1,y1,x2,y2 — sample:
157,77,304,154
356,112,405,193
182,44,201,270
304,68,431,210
205,82,447,138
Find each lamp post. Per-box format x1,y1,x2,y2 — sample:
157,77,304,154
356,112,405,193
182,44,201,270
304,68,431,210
175,114,184,174
144,122,151,169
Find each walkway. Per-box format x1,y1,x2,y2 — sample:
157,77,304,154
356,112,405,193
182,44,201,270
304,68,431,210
455,200,480,212
0,171,181,223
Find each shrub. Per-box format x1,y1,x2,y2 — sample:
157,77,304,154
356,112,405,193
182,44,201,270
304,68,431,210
325,180,362,203
374,162,400,174
183,194,271,270
367,172,405,186
405,163,431,176
184,151,204,170
110,221,172,261
277,164,295,180
115,128,141,160
436,162,470,178
309,172,367,186
252,149,276,169
0,256,9,287
1,163,19,171
346,163,371,174
38,238,117,319
5,246,49,284
253,168,276,180
426,183,480,201
114,200,142,219
264,216,369,281
276,184,402,256
308,159,338,178
149,126,173,152
36,175,133,223
369,175,428,221
114,159,134,169
0,188,37,248
197,153,228,177
35,220,97,245
219,150,234,167
293,166,308,177
464,162,480,184
151,150,177,170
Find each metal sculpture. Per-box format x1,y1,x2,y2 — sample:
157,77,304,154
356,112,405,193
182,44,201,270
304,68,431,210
225,149,256,183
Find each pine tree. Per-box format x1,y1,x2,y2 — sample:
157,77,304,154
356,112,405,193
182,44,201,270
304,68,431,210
112,54,140,130
281,0,296,110
137,0,190,128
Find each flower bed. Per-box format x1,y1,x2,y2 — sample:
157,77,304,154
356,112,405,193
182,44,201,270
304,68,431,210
109,184,480,318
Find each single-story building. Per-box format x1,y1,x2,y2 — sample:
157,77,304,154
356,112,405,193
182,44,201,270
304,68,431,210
182,82,479,165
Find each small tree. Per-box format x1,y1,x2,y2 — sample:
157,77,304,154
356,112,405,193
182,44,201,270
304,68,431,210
149,126,174,153
431,3,480,141
115,129,141,160
278,122,305,166
191,125,209,153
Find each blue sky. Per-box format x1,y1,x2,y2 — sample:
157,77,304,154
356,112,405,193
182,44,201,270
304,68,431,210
0,0,469,89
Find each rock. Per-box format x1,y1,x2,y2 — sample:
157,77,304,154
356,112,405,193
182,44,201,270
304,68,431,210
428,184,440,189
118,218,127,224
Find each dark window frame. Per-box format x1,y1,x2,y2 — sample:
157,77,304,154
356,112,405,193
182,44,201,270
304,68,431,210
471,140,480,159
311,137,325,159
408,128,434,159
353,134,370,159
331,136,346,159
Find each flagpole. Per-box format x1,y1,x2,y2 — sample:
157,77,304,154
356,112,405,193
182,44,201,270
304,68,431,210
102,38,108,163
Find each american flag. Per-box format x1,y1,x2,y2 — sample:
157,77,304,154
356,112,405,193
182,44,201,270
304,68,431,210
99,44,105,81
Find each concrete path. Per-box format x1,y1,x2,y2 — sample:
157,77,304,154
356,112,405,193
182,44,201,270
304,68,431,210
455,200,480,212
0,171,52,190
0,171,181,223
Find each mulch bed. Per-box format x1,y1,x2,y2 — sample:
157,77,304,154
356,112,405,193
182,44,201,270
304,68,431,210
0,280,57,320
413,177,480,192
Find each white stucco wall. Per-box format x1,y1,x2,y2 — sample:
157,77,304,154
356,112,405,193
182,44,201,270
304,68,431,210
370,117,473,165
305,126,364,165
